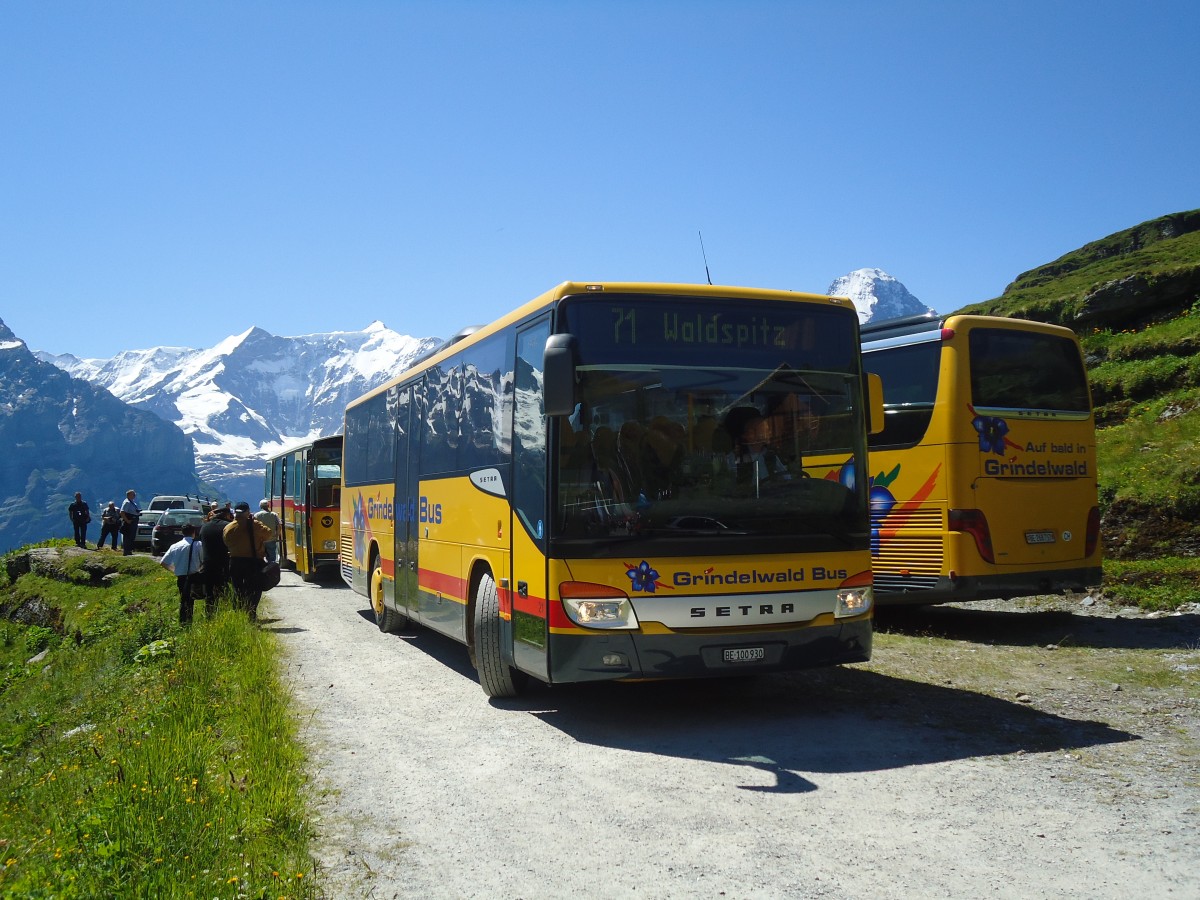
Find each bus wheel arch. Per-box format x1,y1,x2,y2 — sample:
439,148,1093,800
369,545,406,634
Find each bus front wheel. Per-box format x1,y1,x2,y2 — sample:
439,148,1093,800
370,555,406,634
473,573,525,698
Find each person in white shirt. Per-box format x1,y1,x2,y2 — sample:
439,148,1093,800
159,523,204,625
119,490,142,556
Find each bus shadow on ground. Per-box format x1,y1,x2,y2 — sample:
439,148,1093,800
387,620,1137,793
519,669,1137,793
357,612,485,680
875,604,1199,651
277,570,349,590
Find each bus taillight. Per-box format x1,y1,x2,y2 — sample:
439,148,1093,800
1085,506,1101,558
948,508,995,564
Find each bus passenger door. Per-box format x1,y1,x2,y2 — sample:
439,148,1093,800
293,450,309,573
510,319,551,680
393,385,420,620
272,457,290,568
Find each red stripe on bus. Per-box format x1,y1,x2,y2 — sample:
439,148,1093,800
498,584,512,616
512,592,546,619
419,568,467,601
547,600,574,630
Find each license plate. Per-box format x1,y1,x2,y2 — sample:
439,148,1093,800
1025,531,1056,544
723,647,765,663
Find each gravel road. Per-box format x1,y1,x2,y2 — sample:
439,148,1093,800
263,572,1199,899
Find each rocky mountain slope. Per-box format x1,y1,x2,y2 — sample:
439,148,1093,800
0,319,203,553
42,323,441,504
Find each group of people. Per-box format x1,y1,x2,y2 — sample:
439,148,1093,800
69,490,144,555
158,501,278,625
68,490,282,625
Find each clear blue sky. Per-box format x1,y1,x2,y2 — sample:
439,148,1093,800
3,1,1198,358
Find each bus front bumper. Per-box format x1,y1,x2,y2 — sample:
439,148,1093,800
548,617,872,683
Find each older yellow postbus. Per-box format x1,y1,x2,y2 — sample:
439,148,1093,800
263,435,343,581
861,313,1102,604
342,281,880,696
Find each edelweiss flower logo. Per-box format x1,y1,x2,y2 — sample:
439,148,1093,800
625,560,661,593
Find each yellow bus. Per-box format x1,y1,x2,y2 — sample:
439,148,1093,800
263,435,343,581
342,281,881,697
861,313,1102,604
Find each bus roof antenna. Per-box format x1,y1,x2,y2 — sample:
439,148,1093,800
698,231,713,285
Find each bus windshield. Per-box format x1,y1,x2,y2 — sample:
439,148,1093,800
312,447,342,508
556,297,867,543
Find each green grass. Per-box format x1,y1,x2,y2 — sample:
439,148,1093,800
1102,557,1200,611
956,225,1200,322
0,547,316,899
1094,392,1200,513
1081,305,1200,361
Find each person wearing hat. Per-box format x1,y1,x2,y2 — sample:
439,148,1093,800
198,505,235,617
160,523,204,625
223,501,274,622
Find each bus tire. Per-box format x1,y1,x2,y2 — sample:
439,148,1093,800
473,573,525,698
370,554,406,634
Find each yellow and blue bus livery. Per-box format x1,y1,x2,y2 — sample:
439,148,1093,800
862,313,1102,604
343,282,879,696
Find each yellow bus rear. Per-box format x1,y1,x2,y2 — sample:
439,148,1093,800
862,314,1101,604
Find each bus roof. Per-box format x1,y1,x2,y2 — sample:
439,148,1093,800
267,434,343,462
861,312,1080,347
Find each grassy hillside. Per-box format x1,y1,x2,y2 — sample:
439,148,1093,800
955,209,1200,564
0,543,316,898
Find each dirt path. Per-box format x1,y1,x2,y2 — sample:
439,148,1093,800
263,574,1199,899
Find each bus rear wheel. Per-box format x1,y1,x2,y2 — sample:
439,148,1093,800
370,555,406,634
473,573,526,698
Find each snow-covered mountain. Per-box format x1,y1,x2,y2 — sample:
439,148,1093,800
40,323,441,503
826,268,937,324
33,272,927,507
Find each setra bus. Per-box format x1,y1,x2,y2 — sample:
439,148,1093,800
860,313,1102,604
263,435,343,581
341,281,882,697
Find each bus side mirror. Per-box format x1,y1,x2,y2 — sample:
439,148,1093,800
867,373,885,435
543,334,578,417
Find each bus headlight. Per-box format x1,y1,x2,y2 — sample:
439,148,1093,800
560,582,639,630
322,540,337,551
835,586,873,618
